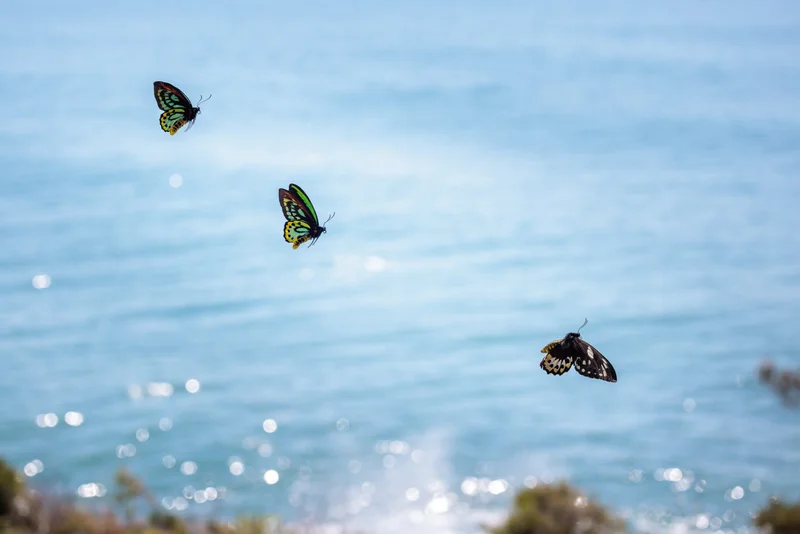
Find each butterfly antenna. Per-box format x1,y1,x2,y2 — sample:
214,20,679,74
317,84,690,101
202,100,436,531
197,94,213,106
577,317,589,333
324,212,336,225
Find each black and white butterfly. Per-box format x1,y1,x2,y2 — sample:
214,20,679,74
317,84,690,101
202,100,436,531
539,319,617,383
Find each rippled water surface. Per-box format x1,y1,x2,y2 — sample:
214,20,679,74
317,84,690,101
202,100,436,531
2,1,800,532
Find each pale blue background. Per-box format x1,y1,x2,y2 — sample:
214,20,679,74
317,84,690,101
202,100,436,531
1,1,800,532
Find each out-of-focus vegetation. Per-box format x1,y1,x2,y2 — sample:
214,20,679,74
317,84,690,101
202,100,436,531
2,455,799,533
753,498,800,534
757,359,800,405
0,457,290,533
483,481,623,534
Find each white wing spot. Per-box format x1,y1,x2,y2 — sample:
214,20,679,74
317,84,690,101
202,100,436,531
587,347,594,359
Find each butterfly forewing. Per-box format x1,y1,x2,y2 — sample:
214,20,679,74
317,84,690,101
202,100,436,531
573,338,617,383
288,184,319,226
153,81,192,111
279,190,313,223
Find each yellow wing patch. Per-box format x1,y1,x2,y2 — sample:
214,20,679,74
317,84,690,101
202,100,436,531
284,220,312,249
539,353,572,376
159,109,188,135
540,339,563,353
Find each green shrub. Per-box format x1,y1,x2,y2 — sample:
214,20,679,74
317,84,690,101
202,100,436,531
0,458,22,517
753,498,800,534
486,481,624,534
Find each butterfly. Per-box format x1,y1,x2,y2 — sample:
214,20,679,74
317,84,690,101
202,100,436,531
278,183,334,249
539,318,618,382
153,81,211,135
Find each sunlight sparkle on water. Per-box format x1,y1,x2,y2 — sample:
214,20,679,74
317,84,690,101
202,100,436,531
23,460,43,477
77,483,106,498
229,458,244,476
159,417,172,431
263,418,278,433
425,494,452,515
264,469,280,484
116,444,136,458
35,413,58,428
488,479,509,495
185,378,200,393
169,173,183,188
180,461,197,475
64,411,84,426
461,477,478,496
364,256,388,273
32,274,51,289
147,382,174,397
665,468,683,482
136,428,149,442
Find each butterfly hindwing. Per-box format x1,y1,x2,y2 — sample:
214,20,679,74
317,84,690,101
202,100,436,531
159,109,189,136
284,221,313,249
539,339,574,376
573,338,617,383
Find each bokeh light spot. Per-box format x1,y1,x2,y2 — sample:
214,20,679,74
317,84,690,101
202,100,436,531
264,469,279,485
32,274,51,289
262,419,278,433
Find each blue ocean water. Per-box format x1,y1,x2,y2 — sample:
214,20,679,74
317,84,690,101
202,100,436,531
1,1,800,532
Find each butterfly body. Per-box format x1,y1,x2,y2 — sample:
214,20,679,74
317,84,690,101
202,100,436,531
278,184,334,249
539,321,617,382
153,81,208,135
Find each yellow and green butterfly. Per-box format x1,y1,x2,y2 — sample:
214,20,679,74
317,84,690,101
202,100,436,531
278,184,334,249
153,81,211,135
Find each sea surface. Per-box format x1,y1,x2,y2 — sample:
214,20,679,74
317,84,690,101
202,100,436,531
1,1,800,532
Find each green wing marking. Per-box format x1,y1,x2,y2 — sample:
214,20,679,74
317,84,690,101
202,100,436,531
154,81,191,111
288,184,319,225
159,109,189,135
284,221,312,249
280,194,311,223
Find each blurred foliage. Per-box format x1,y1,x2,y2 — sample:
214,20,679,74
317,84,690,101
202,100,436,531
484,481,623,534
753,497,800,534
0,457,22,517
0,457,294,533
2,455,800,534
757,359,800,406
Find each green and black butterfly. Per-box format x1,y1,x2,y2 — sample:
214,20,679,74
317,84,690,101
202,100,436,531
540,319,618,382
153,81,211,135
278,183,334,249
